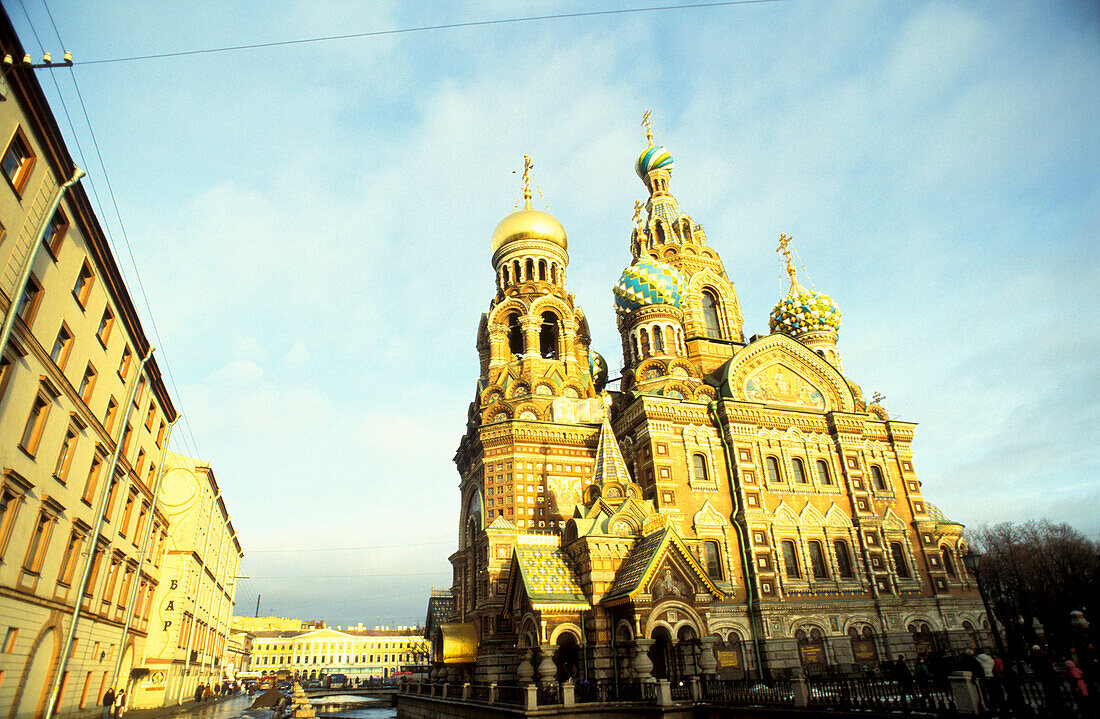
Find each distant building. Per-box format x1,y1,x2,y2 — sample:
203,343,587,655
231,616,307,633
249,626,427,681
135,453,242,708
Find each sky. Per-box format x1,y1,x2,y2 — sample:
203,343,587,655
8,0,1098,627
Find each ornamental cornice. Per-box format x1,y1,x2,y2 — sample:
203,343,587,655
478,420,600,447
492,239,569,267
623,303,686,324
827,411,867,437
886,421,917,444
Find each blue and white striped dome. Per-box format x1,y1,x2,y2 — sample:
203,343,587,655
635,145,674,178
613,259,685,315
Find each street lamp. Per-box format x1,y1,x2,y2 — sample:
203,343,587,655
962,549,1008,658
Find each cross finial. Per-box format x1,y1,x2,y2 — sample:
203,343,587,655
632,200,644,227
517,154,533,210
777,233,798,284
642,110,654,146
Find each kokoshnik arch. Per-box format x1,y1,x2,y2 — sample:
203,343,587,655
434,118,988,683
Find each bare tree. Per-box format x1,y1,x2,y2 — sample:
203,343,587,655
970,521,1099,657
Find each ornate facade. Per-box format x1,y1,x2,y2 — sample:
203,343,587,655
441,120,987,684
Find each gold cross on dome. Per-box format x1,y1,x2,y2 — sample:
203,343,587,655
642,110,654,145
521,155,533,196
632,200,644,227
777,233,797,282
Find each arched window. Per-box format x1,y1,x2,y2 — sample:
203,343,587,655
703,540,723,580
665,326,676,353
540,312,559,359
890,542,911,579
765,456,781,483
513,260,522,282
551,264,558,285
652,326,664,352
816,460,831,485
539,260,547,281
631,335,640,364
502,266,510,287
507,313,523,357
833,540,854,578
525,258,535,281
941,547,956,578
870,466,887,491
792,458,808,484
808,540,828,578
781,540,801,579
693,454,708,483
640,328,651,357
701,290,722,339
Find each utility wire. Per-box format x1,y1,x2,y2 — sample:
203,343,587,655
40,0,204,459
248,541,451,553
249,571,451,580
73,0,786,66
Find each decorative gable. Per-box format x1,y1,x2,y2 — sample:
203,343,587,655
692,500,727,530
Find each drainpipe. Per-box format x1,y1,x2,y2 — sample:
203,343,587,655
0,166,84,360
44,346,154,719
110,417,179,693
709,401,766,679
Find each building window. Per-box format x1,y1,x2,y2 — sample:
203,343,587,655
156,420,166,447
834,540,854,578
16,275,43,327
53,425,79,483
51,324,75,369
79,364,97,404
22,510,55,575
870,466,887,491
97,309,114,347
44,208,70,257
73,262,94,307
121,422,133,456
82,455,103,504
808,540,828,579
781,540,801,579
145,403,156,431
703,540,723,580
57,530,83,586
506,313,523,357
117,347,132,380
792,458,808,484
693,453,709,483
941,547,957,578
1,484,26,561
701,289,722,339
539,312,559,359
2,127,36,194
890,542,911,579
816,459,831,485
20,391,52,456
765,456,781,483
104,473,123,523
104,397,119,434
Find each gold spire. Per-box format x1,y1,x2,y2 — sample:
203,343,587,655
642,110,654,146
777,233,799,286
520,154,533,210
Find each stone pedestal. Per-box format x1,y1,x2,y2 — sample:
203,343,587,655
698,637,718,676
949,671,982,715
656,679,672,706
562,679,575,707
633,639,655,681
790,668,809,708
517,649,535,684
537,644,557,686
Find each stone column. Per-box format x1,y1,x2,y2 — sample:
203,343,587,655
521,316,541,360
791,668,809,708
698,637,718,676
633,639,655,681
488,327,507,369
656,678,672,706
949,672,982,715
680,642,698,677
562,678,575,706
537,644,557,686
516,649,535,684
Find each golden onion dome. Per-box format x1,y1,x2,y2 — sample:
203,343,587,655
490,196,568,254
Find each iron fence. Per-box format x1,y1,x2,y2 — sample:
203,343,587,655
536,682,561,706
807,677,955,714
979,675,1095,719
467,683,490,702
494,683,524,706
700,677,793,706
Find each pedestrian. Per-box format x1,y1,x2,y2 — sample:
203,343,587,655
1064,661,1088,698
914,657,932,694
976,648,994,678
893,655,913,698
959,649,983,678
101,687,115,719
194,683,204,703
113,688,126,719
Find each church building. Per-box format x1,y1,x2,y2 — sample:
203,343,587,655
437,118,988,683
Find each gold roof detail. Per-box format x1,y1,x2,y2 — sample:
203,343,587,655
432,623,478,664
490,154,568,254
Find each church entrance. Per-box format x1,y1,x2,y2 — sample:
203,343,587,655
553,631,580,682
649,626,673,680
849,626,879,668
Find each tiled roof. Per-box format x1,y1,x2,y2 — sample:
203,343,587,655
514,539,588,607
593,418,631,486
606,530,667,600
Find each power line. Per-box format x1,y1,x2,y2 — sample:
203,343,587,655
37,0,204,459
73,0,786,66
248,543,451,554
248,571,450,580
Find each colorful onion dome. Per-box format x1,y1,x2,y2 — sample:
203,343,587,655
613,258,685,315
491,199,568,254
769,282,842,336
635,144,674,178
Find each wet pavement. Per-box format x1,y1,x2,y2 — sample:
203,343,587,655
123,693,395,719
